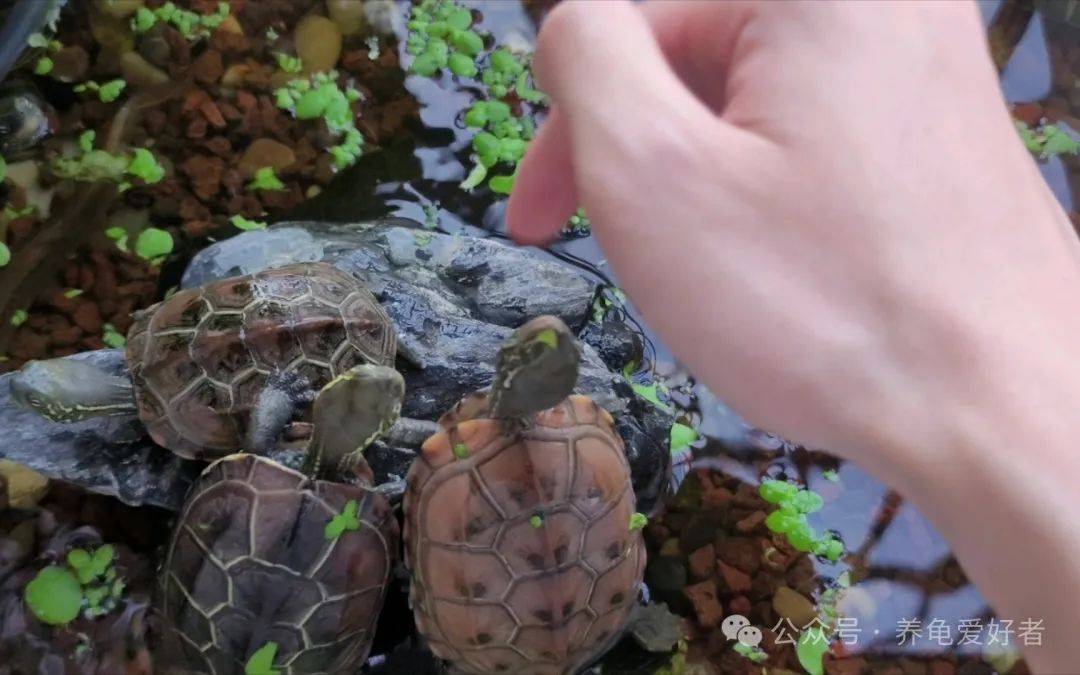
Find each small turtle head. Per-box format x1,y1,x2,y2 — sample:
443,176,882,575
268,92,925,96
307,364,405,479
491,315,580,420
12,360,87,421
11,358,136,423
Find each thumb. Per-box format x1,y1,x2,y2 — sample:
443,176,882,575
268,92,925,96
509,1,721,244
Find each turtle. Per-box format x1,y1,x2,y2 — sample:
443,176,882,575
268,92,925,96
159,363,404,675
404,315,647,675
11,262,398,460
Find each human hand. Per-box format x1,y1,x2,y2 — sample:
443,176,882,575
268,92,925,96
508,0,1080,465
508,4,1080,669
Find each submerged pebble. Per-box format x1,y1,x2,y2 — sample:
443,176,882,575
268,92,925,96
327,0,366,36
295,15,343,74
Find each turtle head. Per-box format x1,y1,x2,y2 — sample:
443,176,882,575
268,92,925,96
307,364,405,479
490,315,580,420
11,358,136,422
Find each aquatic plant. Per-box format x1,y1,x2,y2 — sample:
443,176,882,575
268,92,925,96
74,79,127,104
1016,120,1080,159
274,72,365,170
628,512,648,531
669,422,698,453
134,227,173,264
230,215,267,231
10,309,27,326
796,626,830,675
102,323,126,348
24,543,125,625
405,0,544,193
26,33,62,77
760,479,844,562
274,52,303,74
131,2,231,41
246,167,286,192
24,565,82,625
733,641,767,664
324,500,361,540
245,642,281,675
565,208,591,236
53,131,165,189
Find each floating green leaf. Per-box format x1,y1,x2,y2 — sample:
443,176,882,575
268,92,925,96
822,469,839,483
10,309,28,327
628,512,648,531
230,215,267,231
325,500,361,540
453,443,470,459
103,324,126,348
529,515,543,529
796,626,829,675
247,166,286,192
669,423,698,453
274,52,303,74
245,642,281,675
25,566,83,625
105,227,129,252
127,149,165,184
34,57,53,75
134,227,173,263
0,243,9,268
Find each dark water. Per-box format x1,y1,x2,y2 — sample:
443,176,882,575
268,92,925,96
288,1,1078,669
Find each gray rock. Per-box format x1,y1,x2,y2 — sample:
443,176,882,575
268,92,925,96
0,220,672,513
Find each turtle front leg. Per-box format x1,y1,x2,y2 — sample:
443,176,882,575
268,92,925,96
246,371,314,455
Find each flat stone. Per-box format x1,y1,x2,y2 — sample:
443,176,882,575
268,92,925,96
0,220,673,513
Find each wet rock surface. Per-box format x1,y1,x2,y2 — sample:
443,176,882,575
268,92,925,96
0,221,672,513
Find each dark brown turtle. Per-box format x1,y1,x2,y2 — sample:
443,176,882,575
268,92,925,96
11,262,397,459
405,316,647,674
160,364,404,675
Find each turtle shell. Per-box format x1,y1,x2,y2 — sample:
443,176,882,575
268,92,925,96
125,262,395,459
404,395,646,675
160,454,398,675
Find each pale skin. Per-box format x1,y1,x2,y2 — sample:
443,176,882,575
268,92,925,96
506,2,1080,672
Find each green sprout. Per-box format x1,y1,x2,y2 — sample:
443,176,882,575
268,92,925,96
127,148,165,184
1016,120,1080,160
760,479,844,562
247,167,286,192
230,215,267,231
274,52,303,74
25,565,83,625
796,626,830,675
628,512,648,531
53,131,165,188
274,72,365,170
34,57,53,75
102,323,126,348
105,226,129,252
565,208,591,236
131,2,231,41
66,545,114,585
134,227,173,264
245,642,281,675
75,79,127,103
733,641,768,664
325,500,361,540
27,32,62,77
10,309,28,327
669,422,698,454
